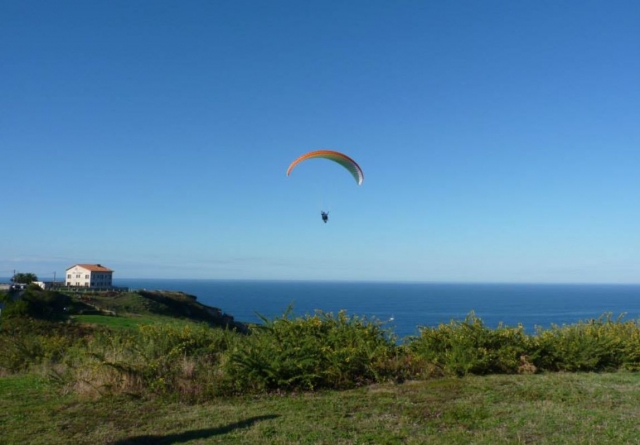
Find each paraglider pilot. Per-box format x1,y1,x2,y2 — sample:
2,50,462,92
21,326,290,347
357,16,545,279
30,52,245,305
321,211,329,223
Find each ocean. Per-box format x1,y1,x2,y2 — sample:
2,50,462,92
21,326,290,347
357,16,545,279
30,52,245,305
111,279,640,340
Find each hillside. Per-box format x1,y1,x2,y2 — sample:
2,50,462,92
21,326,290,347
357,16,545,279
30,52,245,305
69,289,248,333
1,285,249,333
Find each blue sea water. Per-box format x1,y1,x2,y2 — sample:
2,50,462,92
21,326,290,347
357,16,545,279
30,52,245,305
113,279,640,340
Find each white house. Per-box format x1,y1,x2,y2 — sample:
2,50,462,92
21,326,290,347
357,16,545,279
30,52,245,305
65,264,114,288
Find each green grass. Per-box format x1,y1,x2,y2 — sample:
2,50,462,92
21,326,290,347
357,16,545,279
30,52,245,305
81,292,167,314
2,372,640,444
71,314,188,330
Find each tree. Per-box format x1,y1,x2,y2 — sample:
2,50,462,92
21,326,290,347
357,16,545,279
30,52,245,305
11,273,38,285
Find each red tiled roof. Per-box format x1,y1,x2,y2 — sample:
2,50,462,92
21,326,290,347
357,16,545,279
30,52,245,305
66,264,113,272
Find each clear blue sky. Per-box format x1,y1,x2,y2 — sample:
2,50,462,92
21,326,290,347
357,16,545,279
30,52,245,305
2,1,639,283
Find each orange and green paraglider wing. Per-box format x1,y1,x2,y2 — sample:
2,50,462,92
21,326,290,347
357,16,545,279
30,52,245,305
286,150,364,185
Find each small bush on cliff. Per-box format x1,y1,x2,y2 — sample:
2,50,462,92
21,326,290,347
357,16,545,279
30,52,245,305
1,286,71,321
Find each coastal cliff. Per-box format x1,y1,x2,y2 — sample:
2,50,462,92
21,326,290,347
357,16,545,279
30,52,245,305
70,288,249,333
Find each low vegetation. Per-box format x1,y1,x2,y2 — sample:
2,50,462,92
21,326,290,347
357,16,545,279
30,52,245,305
3,285,640,443
3,370,640,444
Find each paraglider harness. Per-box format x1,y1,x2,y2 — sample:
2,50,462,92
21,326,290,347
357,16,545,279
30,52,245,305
321,211,329,223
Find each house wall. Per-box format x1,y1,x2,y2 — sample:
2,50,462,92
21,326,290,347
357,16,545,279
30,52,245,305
65,265,113,288
66,265,90,287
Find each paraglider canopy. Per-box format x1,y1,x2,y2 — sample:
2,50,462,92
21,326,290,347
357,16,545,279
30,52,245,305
286,150,364,185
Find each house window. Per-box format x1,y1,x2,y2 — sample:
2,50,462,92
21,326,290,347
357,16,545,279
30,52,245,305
67,274,71,279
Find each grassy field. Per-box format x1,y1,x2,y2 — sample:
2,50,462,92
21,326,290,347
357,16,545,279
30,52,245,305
71,313,192,330
2,372,640,445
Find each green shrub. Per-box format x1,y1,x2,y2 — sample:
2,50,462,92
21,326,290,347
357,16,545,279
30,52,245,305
408,312,640,376
0,299,30,319
1,287,71,321
67,323,240,401
226,308,401,392
408,312,533,376
531,314,638,372
0,319,84,374
9,301,640,400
